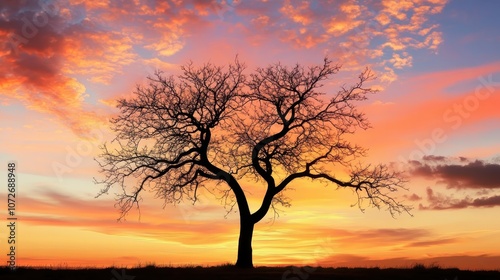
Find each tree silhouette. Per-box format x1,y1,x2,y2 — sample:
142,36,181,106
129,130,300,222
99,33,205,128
95,57,411,268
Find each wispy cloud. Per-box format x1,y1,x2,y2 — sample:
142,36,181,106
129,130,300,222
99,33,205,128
405,237,458,248
21,188,238,245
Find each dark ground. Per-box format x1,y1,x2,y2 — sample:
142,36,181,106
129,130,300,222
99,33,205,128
1,265,499,280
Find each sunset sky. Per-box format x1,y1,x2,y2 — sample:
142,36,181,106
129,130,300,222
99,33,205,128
1,0,500,271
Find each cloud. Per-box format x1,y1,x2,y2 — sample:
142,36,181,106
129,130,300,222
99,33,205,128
21,186,445,251
234,0,447,79
378,0,447,53
405,156,500,210
404,193,423,201
419,187,500,210
410,158,500,189
0,1,106,135
0,0,211,135
389,52,413,69
323,1,364,37
1,0,450,136
20,187,238,245
266,225,433,251
421,155,448,162
280,0,314,26
62,24,137,84
405,237,458,247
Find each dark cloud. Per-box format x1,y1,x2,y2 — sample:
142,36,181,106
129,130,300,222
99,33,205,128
422,155,447,162
409,156,500,210
459,156,469,162
410,157,500,189
419,187,500,210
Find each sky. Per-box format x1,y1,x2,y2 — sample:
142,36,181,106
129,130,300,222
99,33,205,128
1,0,500,271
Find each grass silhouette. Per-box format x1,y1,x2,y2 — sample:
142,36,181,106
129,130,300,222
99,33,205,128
1,263,499,280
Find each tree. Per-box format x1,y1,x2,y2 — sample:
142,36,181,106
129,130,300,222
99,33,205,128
95,57,411,268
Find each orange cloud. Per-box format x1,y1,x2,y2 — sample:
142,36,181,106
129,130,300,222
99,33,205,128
324,1,364,37
280,0,313,25
63,29,137,84
232,0,447,82
389,52,413,69
0,2,112,135
0,0,216,136
378,0,447,54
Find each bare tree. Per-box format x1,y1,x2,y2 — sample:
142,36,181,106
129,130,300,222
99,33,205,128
95,57,411,268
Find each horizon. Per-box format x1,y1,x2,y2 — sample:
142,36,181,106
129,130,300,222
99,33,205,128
3,262,498,271
1,0,500,271
4,261,499,271
3,264,499,280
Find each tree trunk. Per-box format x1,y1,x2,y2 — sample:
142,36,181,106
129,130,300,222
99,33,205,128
235,217,254,268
